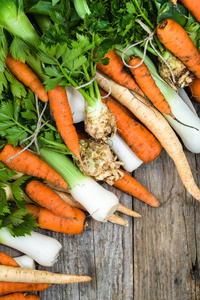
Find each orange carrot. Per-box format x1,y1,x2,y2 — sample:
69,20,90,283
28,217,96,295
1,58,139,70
5,54,48,103
100,88,162,163
113,170,160,207
0,294,41,300
157,19,200,79
26,180,76,219
26,204,85,235
128,56,174,117
25,204,41,219
97,50,144,96
0,144,68,190
179,0,200,22
0,282,51,296
38,207,85,235
189,77,200,102
0,253,19,268
48,86,82,164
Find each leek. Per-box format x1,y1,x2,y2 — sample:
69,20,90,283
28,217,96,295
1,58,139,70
0,227,62,267
39,148,119,222
0,0,39,47
13,255,36,269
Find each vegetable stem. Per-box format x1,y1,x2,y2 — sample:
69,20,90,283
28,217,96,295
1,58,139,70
0,0,39,47
134,0,154,29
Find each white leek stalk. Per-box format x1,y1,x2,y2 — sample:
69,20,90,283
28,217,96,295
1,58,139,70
178,88,198,116
66,86,143,171
70,177,119,221
13,255,35,269
0,228,62,267
66,85,87,123
39,148,119,222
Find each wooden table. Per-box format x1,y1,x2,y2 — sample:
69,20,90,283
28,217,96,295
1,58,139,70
1,110,200,300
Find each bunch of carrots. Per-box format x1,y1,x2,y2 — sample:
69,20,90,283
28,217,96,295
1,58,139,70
0,0,200,299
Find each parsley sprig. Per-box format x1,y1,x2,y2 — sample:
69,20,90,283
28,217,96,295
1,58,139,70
0,162,39,237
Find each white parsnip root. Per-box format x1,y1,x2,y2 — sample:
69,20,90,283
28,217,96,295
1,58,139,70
96,72,200,201
0,265,92,284
108,214,129,226
117,204,141,218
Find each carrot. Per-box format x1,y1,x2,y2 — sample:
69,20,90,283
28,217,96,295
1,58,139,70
0,294,41,300
100,88,162,163
24,204,41,219
38,207,85,235
128,56,174,117
113,169,160,207
26,204,85,235
5,54,48,102
156,19,200,79
26,202,130,227
96,72,200,202
26,180,76,219
0,144,68,189
189,77,200,103
48,86,82,164
96,50,144,96
179,0,200,22
0,265,92,284
0,253,19,268
0,282,52,296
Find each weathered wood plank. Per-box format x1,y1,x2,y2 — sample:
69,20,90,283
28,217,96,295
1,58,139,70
133,148,200,300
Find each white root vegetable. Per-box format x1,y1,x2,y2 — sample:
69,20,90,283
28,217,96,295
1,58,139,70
96,72,200,201
0,228,62,267
108,214,129,226
0,265,92,284
13,255,35,269
107,134,143,172
66,85,143,172
66,85,87,123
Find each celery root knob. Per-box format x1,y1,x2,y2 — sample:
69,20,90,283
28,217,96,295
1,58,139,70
85,106,116,141
74,139,123,184
158,55,194,89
